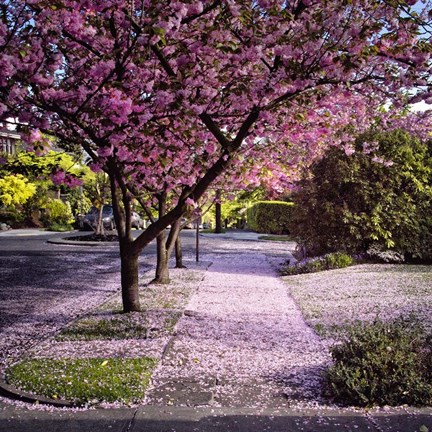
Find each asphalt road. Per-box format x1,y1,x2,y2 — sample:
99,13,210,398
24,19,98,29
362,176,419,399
0,228,200,255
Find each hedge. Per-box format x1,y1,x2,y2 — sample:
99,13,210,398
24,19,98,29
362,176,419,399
247,201,294,234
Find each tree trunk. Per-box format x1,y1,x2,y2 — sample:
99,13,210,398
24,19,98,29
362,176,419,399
120,250,141,312
151,194,171,284
175,233,185,268
107,166,140,312
152,230,171,284
95,205,105,235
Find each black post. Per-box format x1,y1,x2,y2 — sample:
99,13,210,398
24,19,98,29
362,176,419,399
196,219,199,262
215,190,222,233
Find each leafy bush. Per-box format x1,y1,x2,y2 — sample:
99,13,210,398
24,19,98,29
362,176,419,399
325,317,432,407
281,252,354,275
325,252,354,268
365,244,405,263
0,210,24,226
0,174,37,207
289,130,432,261
247,200,294,234
43,199,75,227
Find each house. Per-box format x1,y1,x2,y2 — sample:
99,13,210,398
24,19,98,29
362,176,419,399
0,121,22,155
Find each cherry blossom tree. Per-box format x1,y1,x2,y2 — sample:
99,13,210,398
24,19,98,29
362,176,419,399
1,0,431,312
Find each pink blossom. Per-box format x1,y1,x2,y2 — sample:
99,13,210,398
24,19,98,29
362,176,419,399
343,145,355,156
51,170,83,188
51,170,66,185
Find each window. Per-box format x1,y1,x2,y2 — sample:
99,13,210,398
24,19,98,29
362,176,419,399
0,135,19,155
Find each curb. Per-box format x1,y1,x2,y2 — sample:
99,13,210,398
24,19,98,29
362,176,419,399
47,237,119,247
0,376,77,408
48,233,267,246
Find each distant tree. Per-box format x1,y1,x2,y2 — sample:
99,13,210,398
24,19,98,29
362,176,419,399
0,150,85,225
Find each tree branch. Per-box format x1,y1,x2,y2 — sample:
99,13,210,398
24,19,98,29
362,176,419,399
181,1,221,25
198,112,231,149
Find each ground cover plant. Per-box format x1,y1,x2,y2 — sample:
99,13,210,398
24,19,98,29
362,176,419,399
47,222,74,232
258,235,293,242
325,317,432,407
6,358,157,405
280,252,354,276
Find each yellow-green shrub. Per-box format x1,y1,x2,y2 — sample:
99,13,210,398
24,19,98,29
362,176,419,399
43,199,74,226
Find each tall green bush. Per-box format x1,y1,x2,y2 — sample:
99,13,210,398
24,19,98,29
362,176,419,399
289,130,432,261
247,201,294,234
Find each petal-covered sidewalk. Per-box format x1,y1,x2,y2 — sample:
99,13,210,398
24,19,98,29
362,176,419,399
146,250,331,408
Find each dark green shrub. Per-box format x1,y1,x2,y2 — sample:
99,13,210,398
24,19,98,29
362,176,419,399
247,201,294,234
290,130,432,261
0,210,24,226
325,317,432,407
281,252,354,275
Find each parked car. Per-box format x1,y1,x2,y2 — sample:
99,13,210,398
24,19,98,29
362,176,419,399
82,205,116,231
180,218,193,229
131,211,145,229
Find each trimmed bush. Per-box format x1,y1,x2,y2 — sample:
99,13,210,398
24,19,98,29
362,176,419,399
247,201,294,234
325,317,432,407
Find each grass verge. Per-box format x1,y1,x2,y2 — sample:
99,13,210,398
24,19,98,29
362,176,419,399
56,316,148,341
6,357,157,405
